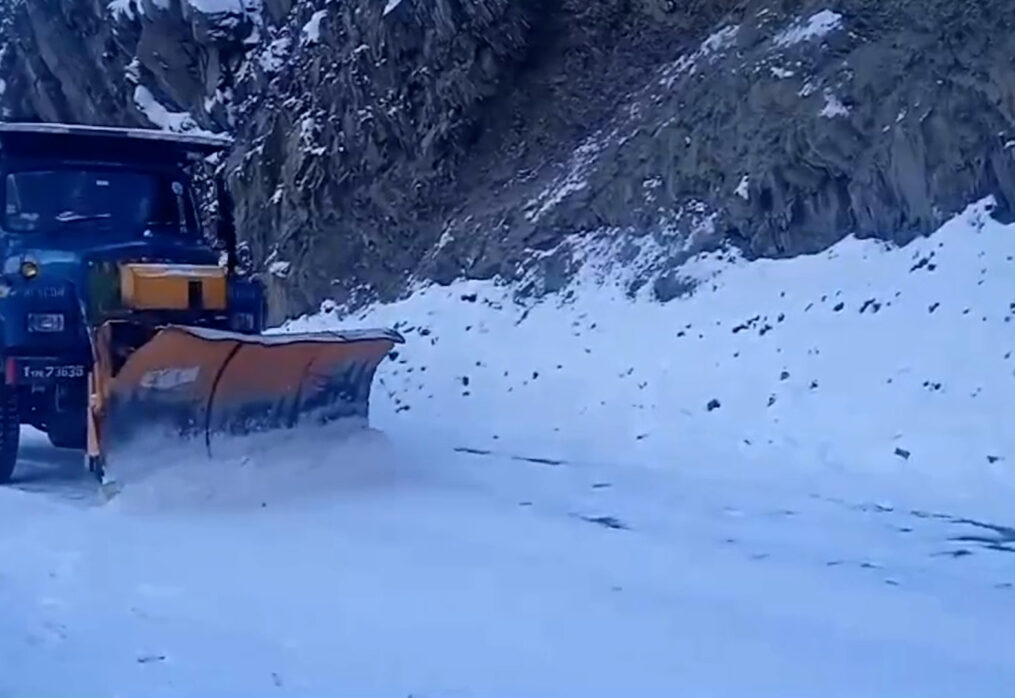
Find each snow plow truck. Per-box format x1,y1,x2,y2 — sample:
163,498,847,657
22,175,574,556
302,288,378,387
0,123,403,485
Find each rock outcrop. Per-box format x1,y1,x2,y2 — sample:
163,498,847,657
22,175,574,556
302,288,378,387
3,0,1015,319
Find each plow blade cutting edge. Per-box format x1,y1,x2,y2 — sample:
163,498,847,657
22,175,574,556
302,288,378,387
88,323,404,481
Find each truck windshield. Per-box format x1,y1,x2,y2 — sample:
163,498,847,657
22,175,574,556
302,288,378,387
3,169,198,236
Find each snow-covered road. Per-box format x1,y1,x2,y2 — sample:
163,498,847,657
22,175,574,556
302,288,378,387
2,422,1013,697
3,198,1015,696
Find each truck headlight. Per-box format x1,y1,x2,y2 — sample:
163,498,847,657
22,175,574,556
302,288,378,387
27,313,65,333
20,261,39,279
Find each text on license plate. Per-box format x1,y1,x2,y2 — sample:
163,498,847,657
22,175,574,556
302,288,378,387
20,364,86,380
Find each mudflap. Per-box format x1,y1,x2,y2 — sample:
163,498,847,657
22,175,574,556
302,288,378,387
88,323,404,487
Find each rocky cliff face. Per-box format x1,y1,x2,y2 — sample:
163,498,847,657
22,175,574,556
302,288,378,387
3,0,1015,319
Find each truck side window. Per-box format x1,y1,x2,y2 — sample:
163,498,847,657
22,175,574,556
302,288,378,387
4,174,17,216
4,174,39,231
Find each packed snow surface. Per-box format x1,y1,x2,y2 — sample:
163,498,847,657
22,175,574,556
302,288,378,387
2,199,1015,696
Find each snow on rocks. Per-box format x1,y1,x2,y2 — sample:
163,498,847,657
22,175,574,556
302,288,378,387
773,9,844,47
660,23,740,88
257,35,291,73
133,84,216,136
735,174,751,200
301,8,327,44
268,259,291,278
820,89,851,118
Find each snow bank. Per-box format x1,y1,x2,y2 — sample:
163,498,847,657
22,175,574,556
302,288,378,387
288,196,1015,515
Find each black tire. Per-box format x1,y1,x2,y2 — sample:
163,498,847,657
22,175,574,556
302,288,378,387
47,419,86,450
0,387,20,484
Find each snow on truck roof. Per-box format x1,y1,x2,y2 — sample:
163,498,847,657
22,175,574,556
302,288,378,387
0,122,232,157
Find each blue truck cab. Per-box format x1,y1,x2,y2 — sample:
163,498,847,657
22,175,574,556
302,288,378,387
0,123,265,482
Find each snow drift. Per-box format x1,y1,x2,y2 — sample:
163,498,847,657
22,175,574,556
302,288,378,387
290,196,1015,515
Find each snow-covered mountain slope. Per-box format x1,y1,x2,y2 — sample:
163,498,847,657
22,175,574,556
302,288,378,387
293,196,1015,512
2,198,1014,696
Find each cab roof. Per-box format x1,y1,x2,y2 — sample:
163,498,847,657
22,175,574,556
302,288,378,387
0,122,232,165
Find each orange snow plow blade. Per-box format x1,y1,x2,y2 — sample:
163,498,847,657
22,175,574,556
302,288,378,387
87,323,403,477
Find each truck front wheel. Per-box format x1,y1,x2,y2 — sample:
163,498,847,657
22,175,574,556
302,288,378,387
0,387,20,483
47,418,86,450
